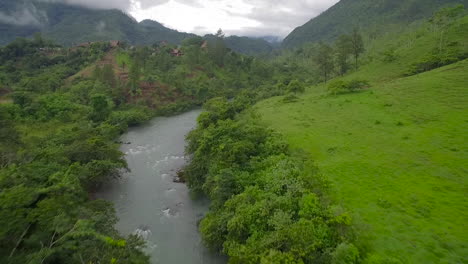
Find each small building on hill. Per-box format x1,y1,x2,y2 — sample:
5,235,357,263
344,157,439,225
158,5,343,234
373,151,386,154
170,48,183,57
109,40,121,47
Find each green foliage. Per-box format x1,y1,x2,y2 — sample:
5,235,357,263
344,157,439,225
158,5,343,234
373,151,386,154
314,43,335,82
108,108,151,130
327,79,370,95
381,48,398,62
282,0,465,48
90,94,112,122
287,80,305,94
185,100,355,263
208,29,228,66
332,243,360,264
350,29,365,70
282,93,299,103
256,14,468,263
335,35,353,75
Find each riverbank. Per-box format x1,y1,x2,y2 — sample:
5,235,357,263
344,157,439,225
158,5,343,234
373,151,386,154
96,110,225,264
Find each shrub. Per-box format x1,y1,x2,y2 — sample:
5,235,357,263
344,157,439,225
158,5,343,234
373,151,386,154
287,79,305,94
406,43,468,75
332,243,360,264
108,108,150,128
282,93,299,103
381,47,398,62
328,79,370,95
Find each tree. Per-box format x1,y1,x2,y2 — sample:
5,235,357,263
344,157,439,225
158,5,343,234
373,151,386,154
429,5,464,54
287,79,305,94
128,60,141,95
349,29,365,70
314,43,334,82
90,94,111,122
209,29,228,66
0,107,20,166
335,34,352,75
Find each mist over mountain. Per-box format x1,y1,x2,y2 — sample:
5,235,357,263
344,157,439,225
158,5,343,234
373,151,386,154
0,0,273,55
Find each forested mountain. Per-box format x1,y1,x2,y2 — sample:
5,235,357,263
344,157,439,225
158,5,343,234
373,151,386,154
0,0,194,46
204,34,274,55
0,0,272,55
283,0,468,48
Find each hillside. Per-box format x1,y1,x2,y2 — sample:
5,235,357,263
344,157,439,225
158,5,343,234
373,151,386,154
283,0,468,48
0,0,272,55
254,14,468,263
224,36,273,55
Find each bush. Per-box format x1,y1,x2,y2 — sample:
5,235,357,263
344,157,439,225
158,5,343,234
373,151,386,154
407,43,468,75
332,243,360,264
381,48,398,62
282,93,299,103
328,79,370,95
108,108,150,128
287,79,305,94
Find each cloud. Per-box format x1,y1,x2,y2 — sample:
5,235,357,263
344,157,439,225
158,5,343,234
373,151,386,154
3,0,340,37
37,0,133,10
0,2,47,26
37,0,204,10
234,0,340,37
129,0,340,38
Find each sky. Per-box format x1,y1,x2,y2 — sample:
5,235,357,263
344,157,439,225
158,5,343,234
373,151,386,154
41,0,340,38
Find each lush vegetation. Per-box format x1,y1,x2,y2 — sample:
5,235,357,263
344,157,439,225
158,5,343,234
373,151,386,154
1,2,467,263
283,0,466,48
0,29,287,263
255,9,468,263
184,97,356,263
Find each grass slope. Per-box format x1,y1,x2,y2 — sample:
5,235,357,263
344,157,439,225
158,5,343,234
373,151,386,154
255,17,468,262
255,59,468,263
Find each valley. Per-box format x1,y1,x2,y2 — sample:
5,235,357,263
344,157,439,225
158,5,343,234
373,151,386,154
0,1,467,264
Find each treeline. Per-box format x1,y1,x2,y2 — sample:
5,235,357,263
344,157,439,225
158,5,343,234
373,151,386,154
183,96,358,263
0,36,150,263
0,31,297,263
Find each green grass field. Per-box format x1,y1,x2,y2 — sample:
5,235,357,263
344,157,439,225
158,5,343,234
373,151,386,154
254,16,468,262
254,14,468,255
255,59,468,263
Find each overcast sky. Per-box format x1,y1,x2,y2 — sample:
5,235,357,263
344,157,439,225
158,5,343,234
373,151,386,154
38,0,340,38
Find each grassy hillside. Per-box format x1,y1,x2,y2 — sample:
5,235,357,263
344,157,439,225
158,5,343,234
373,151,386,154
253,15,468,263
283,0,468,48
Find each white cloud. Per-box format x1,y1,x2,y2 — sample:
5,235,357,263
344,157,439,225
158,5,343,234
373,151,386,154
5,0,340,37
130,0,340,37
0,2,47,26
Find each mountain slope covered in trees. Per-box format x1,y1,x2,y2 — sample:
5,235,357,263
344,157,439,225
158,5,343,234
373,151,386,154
283,0,468,48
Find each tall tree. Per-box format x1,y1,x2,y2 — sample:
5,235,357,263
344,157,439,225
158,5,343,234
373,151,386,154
335,34,352,75
314,43,334,82
429,4,464,54
349,29,364,70
209,29,228,66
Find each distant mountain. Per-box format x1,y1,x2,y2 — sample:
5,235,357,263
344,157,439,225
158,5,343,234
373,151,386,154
0,0,195,46
223,36,274,55
0,0,273,55
283,0,468,48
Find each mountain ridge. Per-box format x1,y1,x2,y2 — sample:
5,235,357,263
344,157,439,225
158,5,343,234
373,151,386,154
283,0,468,48
0,0,273,55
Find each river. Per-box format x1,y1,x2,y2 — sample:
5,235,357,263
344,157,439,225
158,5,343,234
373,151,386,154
96,110,225,264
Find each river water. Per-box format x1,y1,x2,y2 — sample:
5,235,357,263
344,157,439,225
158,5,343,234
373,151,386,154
96,110,225,264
